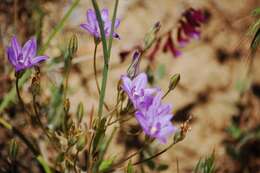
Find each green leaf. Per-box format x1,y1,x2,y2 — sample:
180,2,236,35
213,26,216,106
98,157,115,172
127,161,134,173
193,152,216,173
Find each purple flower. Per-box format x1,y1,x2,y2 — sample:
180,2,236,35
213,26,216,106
7,36,48,72
121,73,176,143
80,8,120,39
135,92,176,143
121,73,158,111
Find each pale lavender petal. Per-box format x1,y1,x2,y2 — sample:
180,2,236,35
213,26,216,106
121,75,132,94
151,92,163,108
22,38,36,60
11,36,22,57
135,111,149,134
87,9,97,27
80,24,96,35
132,73,147,91
101,8,109,21
31,55,48,65
114,19,120,28
156,125,176,144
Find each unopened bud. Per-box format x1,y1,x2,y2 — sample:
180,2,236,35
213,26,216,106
64,98,70,113
31,76,41,96
8,139,19,160
68,34,78,56
168,73,180,91
127,51,141,79
76,102,84,123
144,22,161,50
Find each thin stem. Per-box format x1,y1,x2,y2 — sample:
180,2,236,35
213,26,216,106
105,116,133,128
162,89,171,99
32,96,52,139
15,77,26,110
133,142,175,166
15,77,31,121
93,43,101,94
108,0,119,53
91,0,109,121
92,0,119,120
93,43,110,111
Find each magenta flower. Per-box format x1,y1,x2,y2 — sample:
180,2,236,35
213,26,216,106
80,8,120,39
135,92,176,144
163,33,182,57
177,8,206,47
121,73,158,111
7,36,48,72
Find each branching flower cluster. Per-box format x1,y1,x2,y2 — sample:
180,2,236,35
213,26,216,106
121,73,176,143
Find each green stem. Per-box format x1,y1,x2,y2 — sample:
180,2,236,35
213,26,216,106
93,43,101,94
91,0,119,120
91,0,109,121
32,96,52,139
133,142,175,166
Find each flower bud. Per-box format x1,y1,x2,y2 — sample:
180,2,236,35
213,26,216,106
127,51,141,79
76,102,84,123
64,98,70,113
68,34,78,56
31,76,41,96
168,73,180,91
144,22,161,50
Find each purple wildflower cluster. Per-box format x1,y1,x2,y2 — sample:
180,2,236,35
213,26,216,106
7,36,48,72
121,73,176,143
80,8,120,39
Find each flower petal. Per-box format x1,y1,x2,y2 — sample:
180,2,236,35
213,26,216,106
87,9,97,27
31,55,48,65
135,111,150,134
22,38,37,60
121,75,132,95
11,36,22,58
7,47,17,66
114,19,120,29
101,8,109,21
80,24,97,36
132,73,147,91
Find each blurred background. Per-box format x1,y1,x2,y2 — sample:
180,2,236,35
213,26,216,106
0,0,260,172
